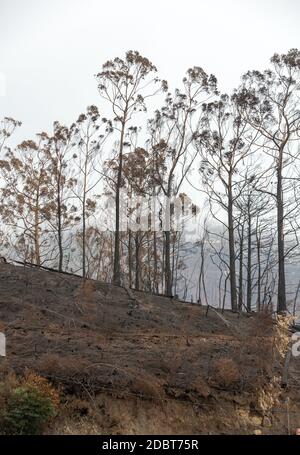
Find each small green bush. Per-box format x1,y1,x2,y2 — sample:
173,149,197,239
2,386,55,434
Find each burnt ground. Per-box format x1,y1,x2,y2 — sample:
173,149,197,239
0,262,298,434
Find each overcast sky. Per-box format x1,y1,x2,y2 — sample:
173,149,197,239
0,0,299,142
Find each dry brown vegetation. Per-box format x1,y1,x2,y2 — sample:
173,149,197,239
209,358,241,390
0,263,298,434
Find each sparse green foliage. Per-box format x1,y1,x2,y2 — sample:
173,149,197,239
1,386,55,435
0,373,59,435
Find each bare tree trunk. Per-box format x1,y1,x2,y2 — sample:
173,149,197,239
128,229,133,288
218,269,224,309
135,231,140,290
164,230,172,296
277,157,287,313
198,235,209,306
164,196,172,297
147,232,152,292
82,193,86,278
56,168,63,272
173,233,181,297
172,232,177,295
113,119,126,286
222,273,229,313
153,231,158,293
162,236,165,292
256,229,261,312
238,224,244,311
34,192,41,266
293,279,300,316
246,210,252,312
82,145,89,278
228,182,237,311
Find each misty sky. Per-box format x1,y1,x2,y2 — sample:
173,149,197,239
0,0,299,142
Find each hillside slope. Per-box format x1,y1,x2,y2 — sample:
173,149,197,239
0,262,296,434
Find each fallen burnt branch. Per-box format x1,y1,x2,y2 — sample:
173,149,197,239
10,259,84,279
